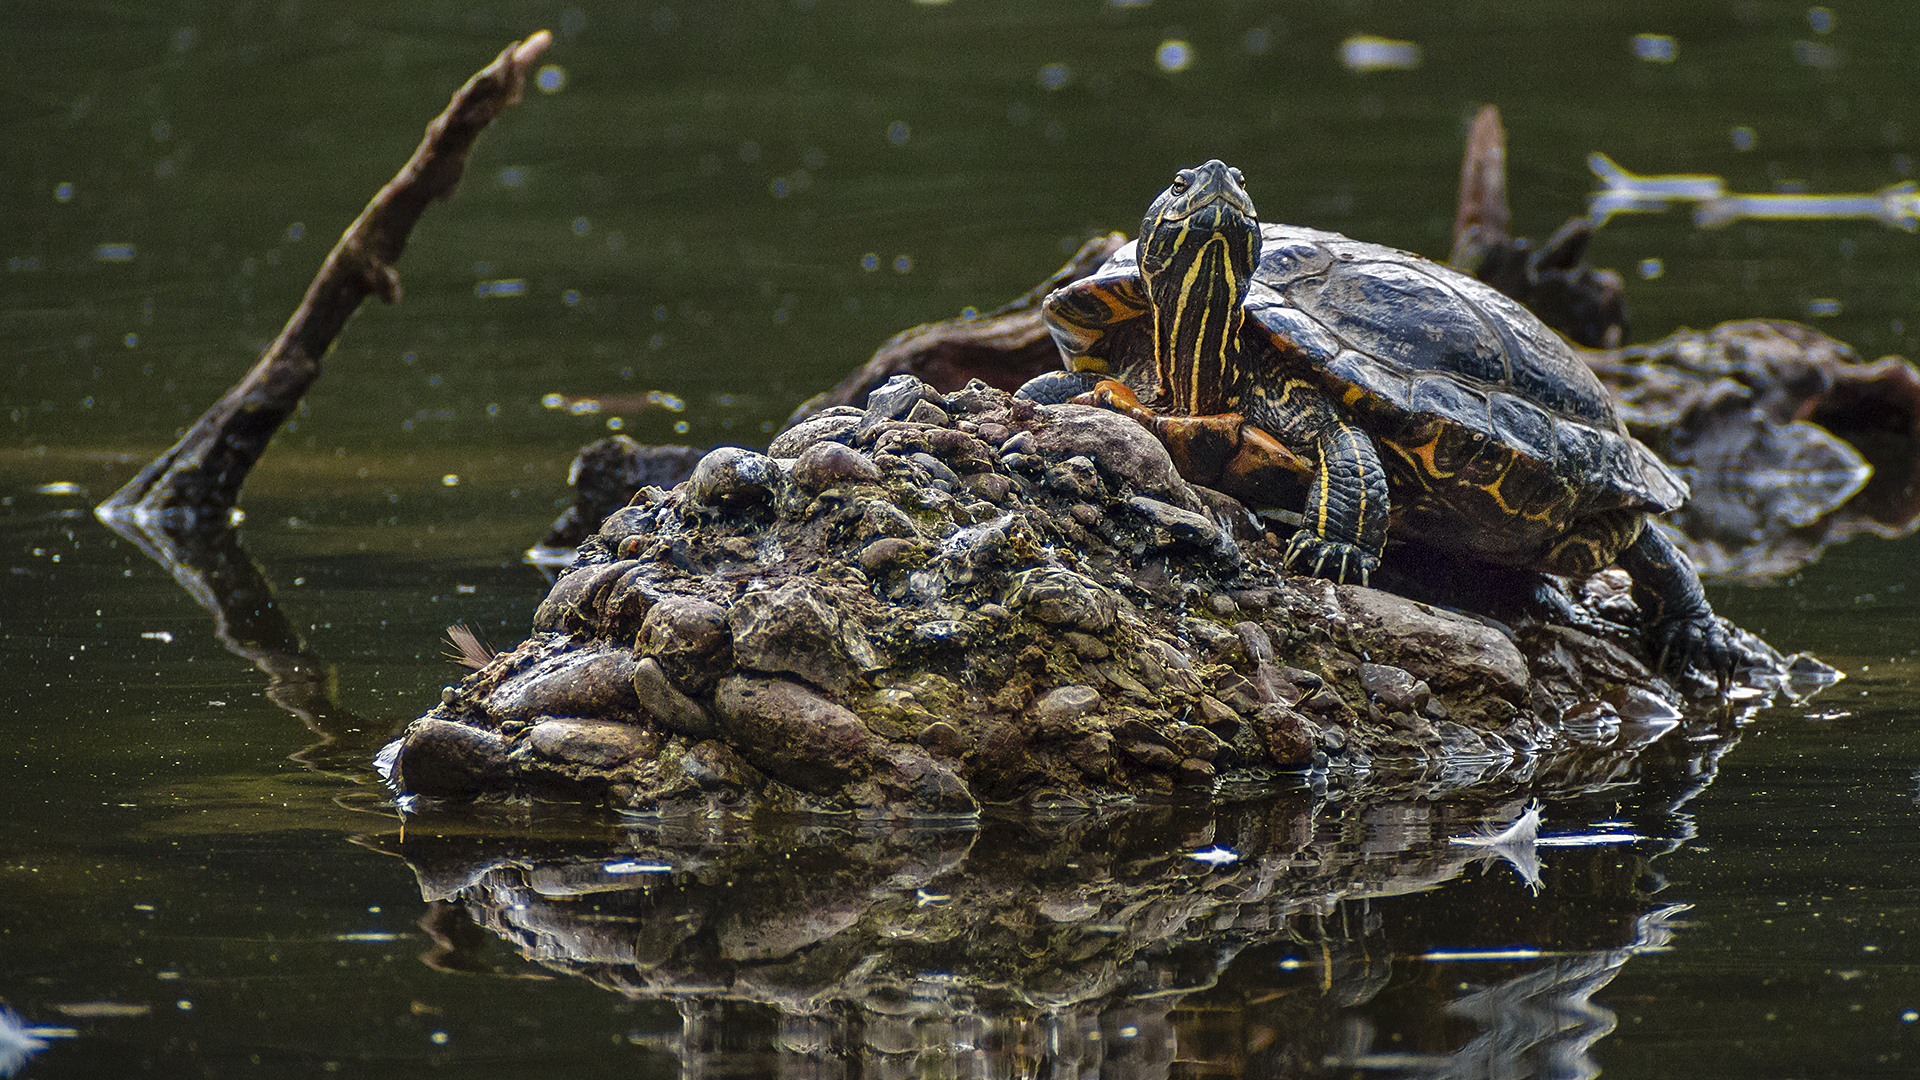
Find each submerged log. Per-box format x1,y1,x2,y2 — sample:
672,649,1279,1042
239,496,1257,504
1586,319,1920,580
97,31,552,524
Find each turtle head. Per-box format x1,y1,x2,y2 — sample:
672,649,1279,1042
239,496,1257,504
1136,160,1262,414
1136,158,1259,265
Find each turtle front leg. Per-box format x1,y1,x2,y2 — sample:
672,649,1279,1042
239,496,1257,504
1244,381,1391,586
1074,380,1312,504
1282,420,1391,585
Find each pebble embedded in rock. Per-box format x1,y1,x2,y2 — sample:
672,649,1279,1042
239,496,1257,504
713,675,883,790
1125,495,1222,551
729,580,861,695
1358,662,1429,713
857,374,943,437
527,717,652,769
637,596,733,693
858,537,924,575
792,441,882,493
1044,456,1101,499
767,413,859,459
394,717,512,797
962,472,1014,503
1028,403,1197,507
1032,684,1102,725
686,447,785,511
633,656,716,737
910,452,960,486
1006,566,1117,632
856,499,919,541
905,399,951,427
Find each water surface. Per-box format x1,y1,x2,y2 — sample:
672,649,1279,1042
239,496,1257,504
5,2,1920,1076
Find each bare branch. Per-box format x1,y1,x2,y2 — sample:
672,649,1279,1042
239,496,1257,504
98,30,553,524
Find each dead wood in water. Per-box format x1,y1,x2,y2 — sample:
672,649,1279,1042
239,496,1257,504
97,31,553,524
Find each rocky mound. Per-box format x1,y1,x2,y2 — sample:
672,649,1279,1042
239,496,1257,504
385,376,1812,815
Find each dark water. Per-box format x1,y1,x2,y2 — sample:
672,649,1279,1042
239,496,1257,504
4,2,1919,1076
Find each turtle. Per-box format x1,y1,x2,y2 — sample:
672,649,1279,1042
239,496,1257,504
1032,158,1749,684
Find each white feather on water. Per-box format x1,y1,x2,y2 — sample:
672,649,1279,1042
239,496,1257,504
1453,801,1543,849
1452,801,1545,893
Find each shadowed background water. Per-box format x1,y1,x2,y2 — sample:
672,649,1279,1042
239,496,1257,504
4,1,1920,1076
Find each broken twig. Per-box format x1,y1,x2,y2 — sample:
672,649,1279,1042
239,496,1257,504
98,30,553,524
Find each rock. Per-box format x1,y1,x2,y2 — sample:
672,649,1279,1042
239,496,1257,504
1044,456,1102,499
1339,586,1529,720
637,596,732,694
1026,403,1199,509
856,499,919,541
768,413,859,459
540,436,703,549
394,718,512,797
856,374,943,439
905,399,951,427
686,447,785,512
1125,495,1224,552
1004,567,1117,632
921,428,998,474
478,643,640,725
962,472,1014,504
670,740,766,798
532,558,640,634
1032,685,1102,726
1253,705,1314,765
861,744,978,815
1196,694,1241,729
858,537,924,575
633,657,715,738
714,676,883,790
527,718,652,769
729,581,864,695
1358,663,1430,713
394,376,1802,815
791,441,882,493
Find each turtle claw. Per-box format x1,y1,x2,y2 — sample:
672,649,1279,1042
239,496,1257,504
1284,532,1378,586
1651,613,1777,696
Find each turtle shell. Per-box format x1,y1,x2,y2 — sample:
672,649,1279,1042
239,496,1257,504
1065,222,1688,571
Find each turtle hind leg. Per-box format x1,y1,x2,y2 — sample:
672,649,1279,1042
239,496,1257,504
1615,525,1772,692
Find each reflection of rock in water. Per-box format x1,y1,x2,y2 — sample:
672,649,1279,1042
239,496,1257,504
1312,904,1684,1080
367,747,1730,1077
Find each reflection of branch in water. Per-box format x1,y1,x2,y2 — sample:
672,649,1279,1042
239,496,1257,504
95,512,377,775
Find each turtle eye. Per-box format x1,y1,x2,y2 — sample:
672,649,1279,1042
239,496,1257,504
1229,167,1245,185
1170,172,1191,195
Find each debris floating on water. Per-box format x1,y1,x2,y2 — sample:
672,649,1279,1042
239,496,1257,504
1339,34,1421,73
0,1007,76,1076
1452,801,1544,893
1588,152,1919,231
1695,183,1919,231
1453,801,1543,849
